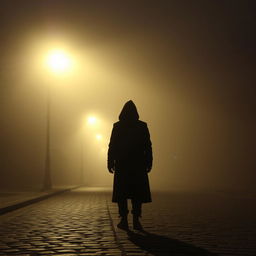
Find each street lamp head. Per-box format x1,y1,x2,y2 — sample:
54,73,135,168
87,116,97,125
96,134,102,141
46,49,72,73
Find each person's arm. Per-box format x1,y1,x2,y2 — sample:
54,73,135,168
144,124,153,172
107,124,117,173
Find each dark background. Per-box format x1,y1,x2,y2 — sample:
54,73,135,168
0,1,255,192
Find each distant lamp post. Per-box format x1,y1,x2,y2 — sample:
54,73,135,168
42,49,72,191
80,115,100,186
80,137,85,186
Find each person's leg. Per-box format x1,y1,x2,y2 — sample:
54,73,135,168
131,199,143,230
117,199,129,216
117,199,129,229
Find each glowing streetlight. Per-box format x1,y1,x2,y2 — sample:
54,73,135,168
96,134,103,141
87,116,97,125
46,49,72,73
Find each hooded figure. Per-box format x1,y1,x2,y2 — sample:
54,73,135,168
108,100,152,230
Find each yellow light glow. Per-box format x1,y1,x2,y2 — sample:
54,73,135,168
87,116,97,125
46,49,72,72
96,134,102,140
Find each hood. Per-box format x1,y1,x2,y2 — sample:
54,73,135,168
119,100,139,121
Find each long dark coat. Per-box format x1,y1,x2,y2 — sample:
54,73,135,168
108,101,153,203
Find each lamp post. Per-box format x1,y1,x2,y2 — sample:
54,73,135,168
80,115,99,187
80,137,85,186
42,49,72,191
43,82,52,190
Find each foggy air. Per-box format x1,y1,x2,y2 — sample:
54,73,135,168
0,1,255,193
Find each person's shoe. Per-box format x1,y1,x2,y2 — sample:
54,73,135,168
133,215,143,230
117,216,129,230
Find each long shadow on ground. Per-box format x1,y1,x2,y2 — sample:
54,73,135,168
127,230,217,256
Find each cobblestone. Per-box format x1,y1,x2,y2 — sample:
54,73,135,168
0,188,255,255
108,191,256,256
0,188,119,255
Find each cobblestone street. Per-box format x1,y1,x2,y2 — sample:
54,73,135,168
0,187,255,255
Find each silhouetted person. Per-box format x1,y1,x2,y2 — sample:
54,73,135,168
108,100,153,230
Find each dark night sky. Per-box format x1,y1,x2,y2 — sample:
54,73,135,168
0,1,255,191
